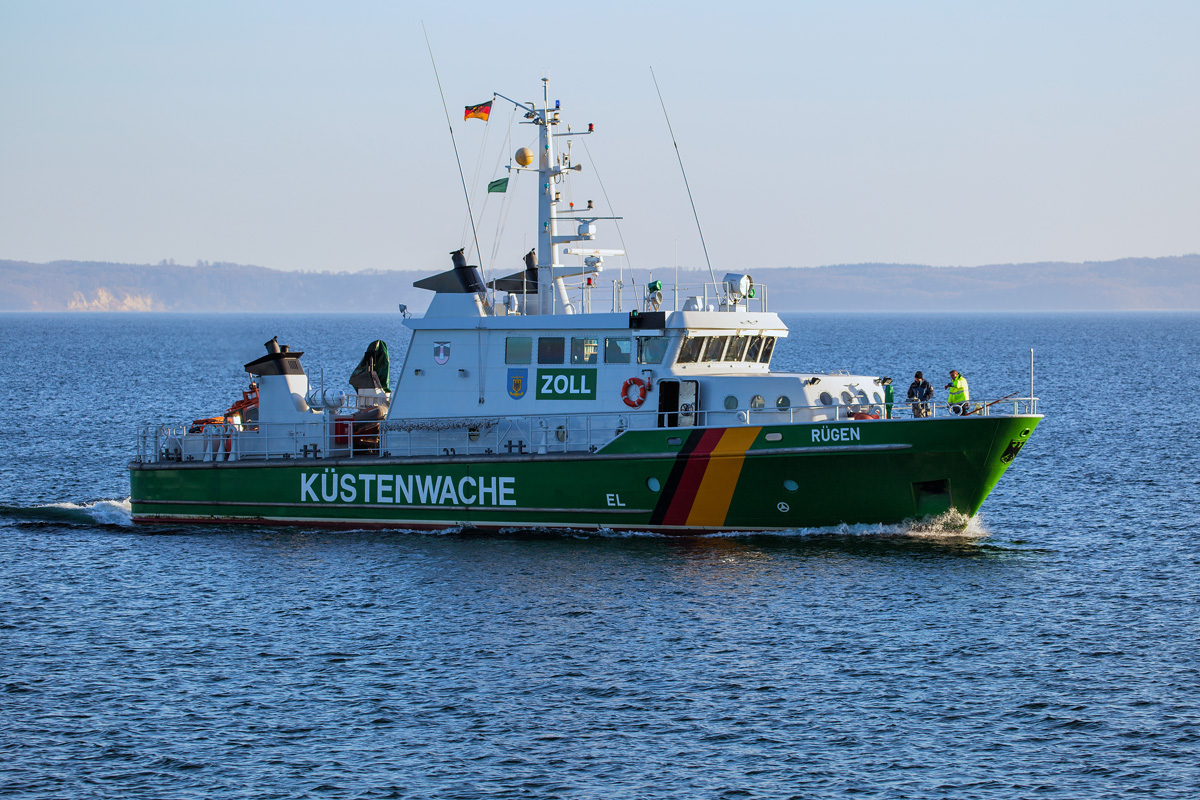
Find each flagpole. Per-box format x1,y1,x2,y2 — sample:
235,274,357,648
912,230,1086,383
421,23,488,305
493,92,535,113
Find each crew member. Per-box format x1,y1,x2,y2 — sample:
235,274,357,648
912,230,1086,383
907,371,933,418
945,369,970,415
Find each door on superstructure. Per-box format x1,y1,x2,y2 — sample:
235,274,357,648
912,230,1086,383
657,380,699,428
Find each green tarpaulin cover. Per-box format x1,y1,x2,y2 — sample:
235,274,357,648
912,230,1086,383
350,340,390,392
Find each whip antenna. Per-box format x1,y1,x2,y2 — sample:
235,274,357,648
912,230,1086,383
422,23,487,295
651,67,717,287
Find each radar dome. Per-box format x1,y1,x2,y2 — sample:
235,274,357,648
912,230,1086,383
515,147,534,167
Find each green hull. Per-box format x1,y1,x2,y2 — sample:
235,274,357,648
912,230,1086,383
129,416,1039,532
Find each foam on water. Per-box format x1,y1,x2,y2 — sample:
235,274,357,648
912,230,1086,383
0,498,134,528
2,500,982,541
697,509,988,540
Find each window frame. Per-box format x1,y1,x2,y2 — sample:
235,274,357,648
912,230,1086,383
570,337,599,365
724,335,749,362
637,336,670,365
745,335,764,362
538,337,565,365
676,336,706,364
604,337,632,364
759,336,776,364
702,336,729,362
505,336,532,365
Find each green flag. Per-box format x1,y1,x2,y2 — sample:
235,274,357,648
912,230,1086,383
487,177,509,193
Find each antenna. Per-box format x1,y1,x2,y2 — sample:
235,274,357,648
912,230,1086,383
580,137,637,290
421,23,487,298
651,67,718,287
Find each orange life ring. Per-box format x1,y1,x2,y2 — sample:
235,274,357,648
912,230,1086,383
621,377,647,408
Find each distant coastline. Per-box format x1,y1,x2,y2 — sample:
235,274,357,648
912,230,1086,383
2,255,1198,313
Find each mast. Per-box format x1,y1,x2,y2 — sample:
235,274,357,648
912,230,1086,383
535,78,560,315
494,79,620,316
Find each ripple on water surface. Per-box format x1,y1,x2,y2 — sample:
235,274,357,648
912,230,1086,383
2,312,1199,798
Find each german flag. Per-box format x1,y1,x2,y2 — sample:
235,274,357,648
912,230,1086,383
464,100,492,121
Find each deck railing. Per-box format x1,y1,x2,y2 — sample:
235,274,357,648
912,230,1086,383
135,395,1039,465
499,279,771,316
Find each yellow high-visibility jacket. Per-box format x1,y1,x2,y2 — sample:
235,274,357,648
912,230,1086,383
948,374,969,404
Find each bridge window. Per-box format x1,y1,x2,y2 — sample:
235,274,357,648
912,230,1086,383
571,337,599,365
724,336,748,361
605,337,632,363
759,337,776,364
506,337,532,364
703,336,729,362
677,336,705,364
538,337,564,364
638,336,669,364
746,336,764,361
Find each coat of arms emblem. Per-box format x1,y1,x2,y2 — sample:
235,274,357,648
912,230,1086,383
433,341,451,365
999,439,1026,464
508,368,527,399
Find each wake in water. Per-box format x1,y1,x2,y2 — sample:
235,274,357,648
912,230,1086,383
0,498,133,528
697,509,988,540
496,509,990,541
293,509,992,540
0,500,984,540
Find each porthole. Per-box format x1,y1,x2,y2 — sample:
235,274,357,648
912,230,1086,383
776,395,791,410
468,427,480,442
647,477,662,492
750,395,766,410
841,391,853,404
724,395,738,410
873,392,882,403
819,392,833,406
783,479,799,492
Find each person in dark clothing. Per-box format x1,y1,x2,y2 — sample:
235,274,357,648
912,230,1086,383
907,371,933,417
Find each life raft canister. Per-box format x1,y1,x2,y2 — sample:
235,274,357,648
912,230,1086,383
621,377,648,408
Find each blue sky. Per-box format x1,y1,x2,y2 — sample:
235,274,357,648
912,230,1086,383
2,1,1197,276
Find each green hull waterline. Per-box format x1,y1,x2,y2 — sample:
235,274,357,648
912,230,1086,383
129,416,1040,532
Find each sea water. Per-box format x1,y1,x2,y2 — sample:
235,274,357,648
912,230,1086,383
1,312,1198,799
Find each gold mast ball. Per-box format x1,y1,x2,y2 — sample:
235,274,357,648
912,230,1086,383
515,147,534,167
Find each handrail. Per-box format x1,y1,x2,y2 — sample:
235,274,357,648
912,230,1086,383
549,278,772,316
134,395,1039,465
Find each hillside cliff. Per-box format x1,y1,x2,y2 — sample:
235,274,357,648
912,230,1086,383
2,255,1198,312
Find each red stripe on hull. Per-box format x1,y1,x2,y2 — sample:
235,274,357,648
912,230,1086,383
659,428,726,526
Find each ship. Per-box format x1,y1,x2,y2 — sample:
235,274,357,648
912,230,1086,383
129,80,1040,532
